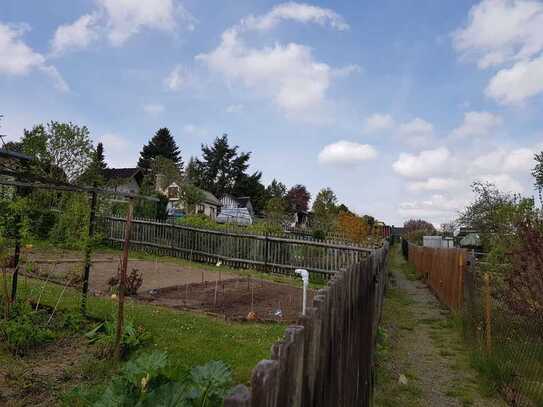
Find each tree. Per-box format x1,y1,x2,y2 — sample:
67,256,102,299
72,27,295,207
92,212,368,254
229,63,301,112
312,187,339,233
232,171,267,215
266,179,287,199
178,183,205,215
286,184,310,213
80,142,108,186
533,151,543,206
149,157,183,192
192,134,250,198
21,121,94,182
138,128,183,171
440,222,456,237
403,218,436,244
265,196,288,224
337,212,370,243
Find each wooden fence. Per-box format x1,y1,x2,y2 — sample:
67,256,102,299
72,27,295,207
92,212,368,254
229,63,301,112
101,217,371,280
407,242,467,311
224,243,389,407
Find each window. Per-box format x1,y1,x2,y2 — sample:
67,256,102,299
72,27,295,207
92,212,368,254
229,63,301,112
168,186,179,199
197,204,205,214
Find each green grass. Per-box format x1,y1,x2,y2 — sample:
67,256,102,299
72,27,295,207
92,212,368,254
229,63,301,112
3,273,285,384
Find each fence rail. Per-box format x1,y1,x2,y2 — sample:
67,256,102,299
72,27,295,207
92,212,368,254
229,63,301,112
225,243,389,407
101,217,371,279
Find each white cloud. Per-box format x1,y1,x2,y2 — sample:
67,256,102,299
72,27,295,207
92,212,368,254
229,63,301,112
197,3,351,120
392,147,450,179
0,23,69,91
51,14,99,55
407,177,461,192
399,194,466,225
451,111,503,138
470,146,535,173
164,65,191,91
318,140,377,166
50,0,196,53
476,173,524,193
362,113,395,134
485,55,543,104
226,104,244,113
453,0,543,69
143,103,165,114
398,117,434,148
240,2,349,32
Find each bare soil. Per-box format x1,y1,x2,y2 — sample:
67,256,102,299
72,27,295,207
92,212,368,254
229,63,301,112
138,278,314,323
24,249,240,295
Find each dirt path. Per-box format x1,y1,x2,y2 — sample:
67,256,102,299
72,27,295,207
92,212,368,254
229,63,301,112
374,246,507,407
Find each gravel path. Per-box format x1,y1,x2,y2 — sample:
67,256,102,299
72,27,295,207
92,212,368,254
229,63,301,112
375,248,507,407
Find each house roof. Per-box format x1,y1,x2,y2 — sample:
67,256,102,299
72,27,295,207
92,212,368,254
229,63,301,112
201,189,220,206
103,168,143,181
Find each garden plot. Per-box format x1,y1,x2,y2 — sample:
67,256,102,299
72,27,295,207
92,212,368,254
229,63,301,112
24,250,240,295
138,278,314,323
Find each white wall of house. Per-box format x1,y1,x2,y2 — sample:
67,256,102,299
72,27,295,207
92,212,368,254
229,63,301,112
111,178,140,195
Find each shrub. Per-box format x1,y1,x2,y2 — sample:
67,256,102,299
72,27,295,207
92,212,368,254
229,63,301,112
108,267,144,296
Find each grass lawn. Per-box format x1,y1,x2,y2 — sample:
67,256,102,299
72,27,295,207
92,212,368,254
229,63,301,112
9,274,286,384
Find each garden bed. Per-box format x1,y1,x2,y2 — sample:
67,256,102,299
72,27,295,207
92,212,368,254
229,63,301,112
138,278,314,323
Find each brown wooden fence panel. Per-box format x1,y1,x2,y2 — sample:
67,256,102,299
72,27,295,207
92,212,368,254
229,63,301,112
101,216,371,279
223,243,389,407
407,242,466,311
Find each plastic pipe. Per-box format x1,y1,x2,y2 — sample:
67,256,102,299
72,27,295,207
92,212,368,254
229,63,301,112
295,268,309,316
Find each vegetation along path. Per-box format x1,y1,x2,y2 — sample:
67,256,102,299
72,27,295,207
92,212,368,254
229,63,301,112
374,245,506,407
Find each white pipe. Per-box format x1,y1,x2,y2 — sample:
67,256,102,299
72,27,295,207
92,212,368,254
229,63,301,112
295,268,309,316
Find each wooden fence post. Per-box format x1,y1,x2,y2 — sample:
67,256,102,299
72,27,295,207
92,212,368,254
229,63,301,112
114,198,134,360
81,190,97,315
483,272,492,354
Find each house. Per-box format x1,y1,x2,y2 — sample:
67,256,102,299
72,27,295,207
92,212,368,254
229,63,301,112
217,194,254,225
103,168,144,196
163,182,220,219
290,211,312,229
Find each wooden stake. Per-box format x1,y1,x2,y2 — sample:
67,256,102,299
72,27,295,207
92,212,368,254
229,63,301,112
483,272,492,354
1,267,10,320
214,279,218,309
114,198,134,360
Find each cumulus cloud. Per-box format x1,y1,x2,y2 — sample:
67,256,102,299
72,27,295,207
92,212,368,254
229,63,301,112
0,23,68,91
51,14,99,55
97,133,138,167
470,147,535,173
318,140,377,166
50,0,196,53
398,118,435,148
197,3,353,120
392,147,451,179
362,113,395,134
398,194,467,224
476,173,524,193
453,0,543,68
240,2,349,32
143,103,165,114
453,0,543,104
450,111,503,138
407,177,461,192
164,65,191,91
485,55,543,105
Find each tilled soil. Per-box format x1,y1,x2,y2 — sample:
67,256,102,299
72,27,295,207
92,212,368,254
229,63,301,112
138,278,314,323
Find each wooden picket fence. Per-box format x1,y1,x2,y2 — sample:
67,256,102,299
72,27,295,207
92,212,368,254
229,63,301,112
407,242,467,311
224,243,389,407
101,217,372,280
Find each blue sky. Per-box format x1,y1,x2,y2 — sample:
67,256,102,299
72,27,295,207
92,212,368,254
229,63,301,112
1,0,542,226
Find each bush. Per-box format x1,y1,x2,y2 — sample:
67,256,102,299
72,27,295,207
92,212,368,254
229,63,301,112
0,301,55,355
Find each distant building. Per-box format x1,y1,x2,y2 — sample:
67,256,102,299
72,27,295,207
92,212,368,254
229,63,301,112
217,194,254,225
162,181,220,219
103,168,144,196
423,236,455,249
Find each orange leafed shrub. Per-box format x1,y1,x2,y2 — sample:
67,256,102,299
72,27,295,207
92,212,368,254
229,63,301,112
337,212,369,243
